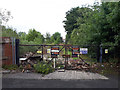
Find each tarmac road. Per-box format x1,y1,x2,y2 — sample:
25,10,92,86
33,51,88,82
2,75,119,88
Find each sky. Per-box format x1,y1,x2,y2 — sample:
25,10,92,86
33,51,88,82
0,0,101,39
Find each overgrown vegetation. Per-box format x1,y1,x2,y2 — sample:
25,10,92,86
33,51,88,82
33,61,55,74
56,64,65,69
1,2,120,63
63,2,120,62
18,31,64,56
2,64,18,70
90,63,119,76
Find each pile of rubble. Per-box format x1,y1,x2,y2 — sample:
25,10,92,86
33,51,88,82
19,52,96,72
56,59,92,71
19,52,42,72
67,59,91,71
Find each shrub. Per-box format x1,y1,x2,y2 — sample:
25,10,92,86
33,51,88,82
33,61,55,74
57,65,64,69
2,64,18,70
109,58,118,64
19,65,24,70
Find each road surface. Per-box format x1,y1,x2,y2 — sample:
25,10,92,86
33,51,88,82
2,75,119,88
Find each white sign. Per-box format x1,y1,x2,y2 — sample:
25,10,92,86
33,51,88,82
80,48,88,54
19,58,27,61
51,50,59,52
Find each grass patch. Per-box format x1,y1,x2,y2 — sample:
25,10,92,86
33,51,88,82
91,63,119,76
80,55,91,60
72,57,79,60
79,54,97,65
2,64,18,70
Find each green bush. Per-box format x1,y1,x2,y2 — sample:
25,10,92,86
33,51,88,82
2,64,18,70
19,65,24,70
109,58,118,64
57,65,64,69
19,40,38,56
33,61,55,74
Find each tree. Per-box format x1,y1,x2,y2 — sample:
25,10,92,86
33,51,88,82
26,29,39,41
63,7,80,43
45,32,51,44
18,32,27,40
63,7,93,43
50,32,63,44
2,26,19,38
64,2,120,62
34,33,44,44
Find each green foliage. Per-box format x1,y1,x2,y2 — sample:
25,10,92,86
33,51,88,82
19,40,38,56
72,57,79,60
23,29,44,44
63,2,120,61
19,65,24,70
50,32,63,44
45,32,51,44
63,7,92,43
33,61,55,74
109,58,118,64
80,54,92,60
2,26,19,38
2,64,18,70
63,7,81,42
19,29,64,56
26,29,40,41
68,50,72,56
18,32,27,40
34,33,44,44
56,65,64,69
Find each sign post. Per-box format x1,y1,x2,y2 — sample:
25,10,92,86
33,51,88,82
51,46,59,58
51,46,59,69
53,58,56,68
72,46,79,57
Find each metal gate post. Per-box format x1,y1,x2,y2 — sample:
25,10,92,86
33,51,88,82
15,39,19,66
97,45,100,62
65,45,67,69
42,45,43,60
99,44,102,63
11,37,14,64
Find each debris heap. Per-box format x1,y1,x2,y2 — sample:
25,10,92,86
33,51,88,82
67,59,90,71
19,52,42,72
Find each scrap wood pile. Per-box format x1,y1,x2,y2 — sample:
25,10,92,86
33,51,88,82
53,58,98,71
56,58,94,71
67,59,95,71
19,52,42,72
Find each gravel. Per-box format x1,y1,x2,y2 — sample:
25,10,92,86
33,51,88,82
2,70,109,80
